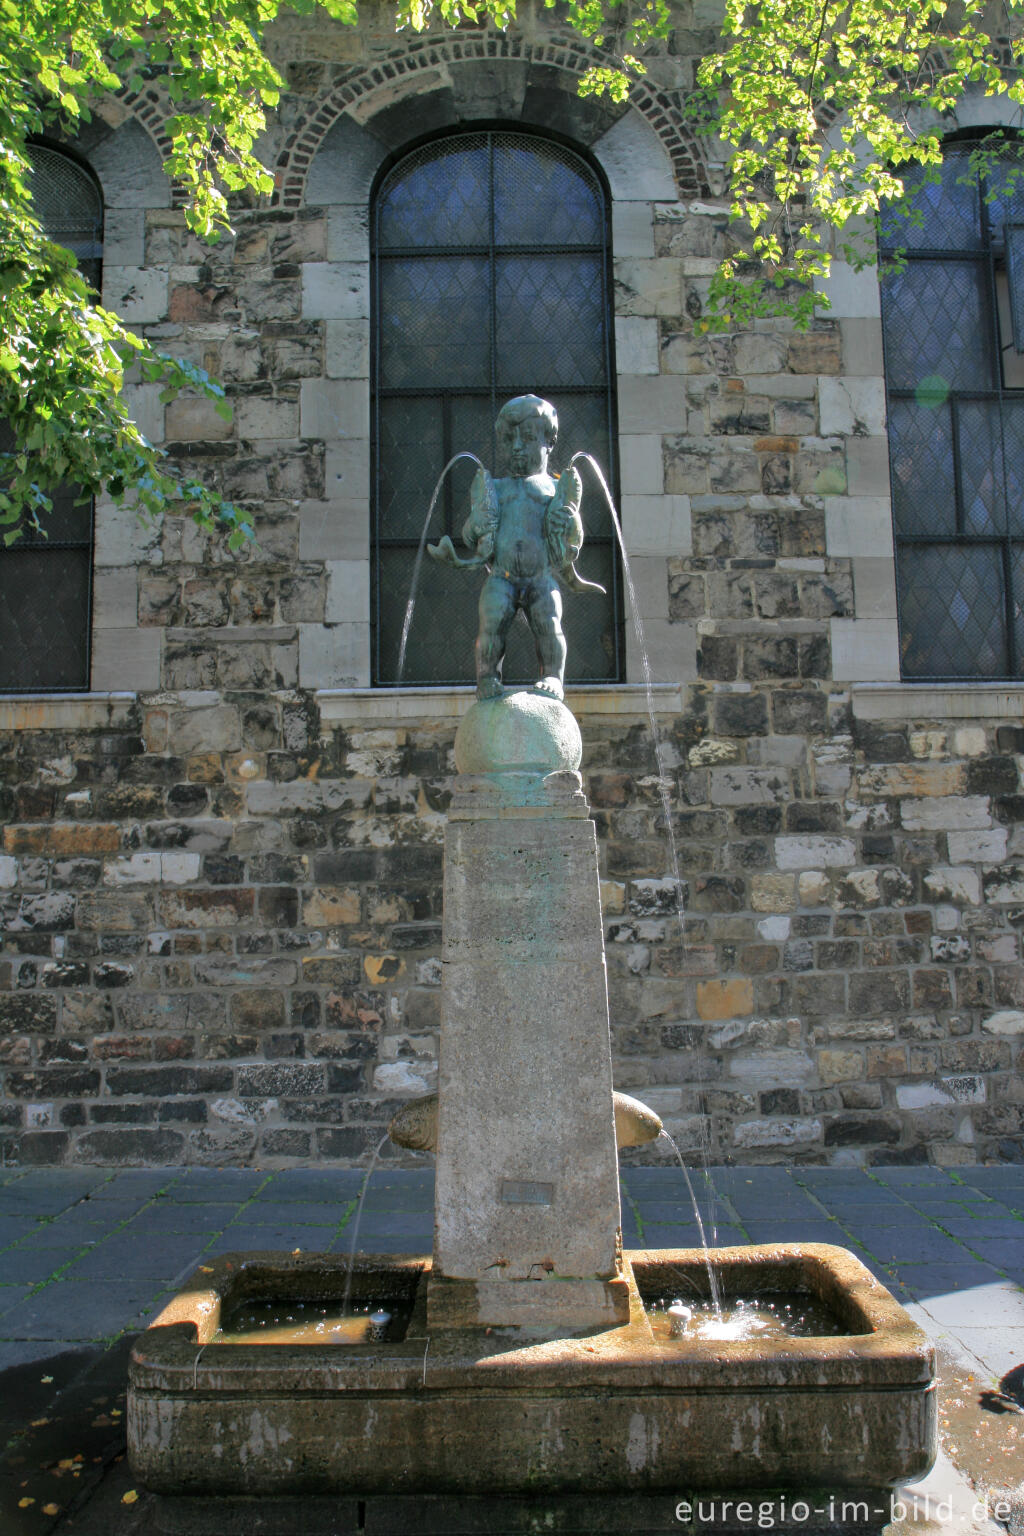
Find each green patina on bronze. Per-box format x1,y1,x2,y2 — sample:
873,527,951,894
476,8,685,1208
428,394,604,701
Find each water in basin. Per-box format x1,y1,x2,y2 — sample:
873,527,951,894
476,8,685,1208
214,1292,415,1345
646,1291,846,1342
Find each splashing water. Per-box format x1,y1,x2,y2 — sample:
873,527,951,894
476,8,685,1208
396,451,487,681
657,1129,722,1315
341,1133,390,1319
569,451,722,1249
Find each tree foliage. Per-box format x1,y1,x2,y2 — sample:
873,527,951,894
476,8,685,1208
696,0,1024,329
4,0,1024,534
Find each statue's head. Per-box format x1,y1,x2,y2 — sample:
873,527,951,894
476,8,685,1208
496,395,558,477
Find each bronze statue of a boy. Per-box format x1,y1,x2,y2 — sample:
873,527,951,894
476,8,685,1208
428,395,602,701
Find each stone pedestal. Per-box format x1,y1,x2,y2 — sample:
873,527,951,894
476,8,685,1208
430,692,623,1327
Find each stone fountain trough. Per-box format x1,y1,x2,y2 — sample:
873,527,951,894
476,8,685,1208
129,1241,934,1499
128,658,936,1529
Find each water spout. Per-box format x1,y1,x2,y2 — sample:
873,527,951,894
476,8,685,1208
341,1132,390,1319
396,451,487,681
570,451,721,1246
659,1125,722,1315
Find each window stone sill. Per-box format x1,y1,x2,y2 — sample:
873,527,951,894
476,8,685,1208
851,682,1024,720
0,693,137,730
316,683,683,726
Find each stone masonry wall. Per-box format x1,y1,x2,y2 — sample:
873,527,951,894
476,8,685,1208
1,688,1022,1168
1,5,1022,1166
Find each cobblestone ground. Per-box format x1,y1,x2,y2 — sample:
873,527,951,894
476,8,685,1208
0,1163,1022,1535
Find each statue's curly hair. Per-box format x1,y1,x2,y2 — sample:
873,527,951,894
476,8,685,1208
495,394,558,448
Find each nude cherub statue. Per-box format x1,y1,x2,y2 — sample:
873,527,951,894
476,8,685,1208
427,395,604,701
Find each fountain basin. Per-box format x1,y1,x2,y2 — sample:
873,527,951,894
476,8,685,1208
128,1243,935,1498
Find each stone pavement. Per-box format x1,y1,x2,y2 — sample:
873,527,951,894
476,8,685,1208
0,1162,1022,1534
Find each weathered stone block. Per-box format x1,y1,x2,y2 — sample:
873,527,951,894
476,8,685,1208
818,377,886,437
830,618,901,682
614,258,683,317
91,628,161,691
302,262,370,320
235,397,300,440
617,374,687,434
733,1117,822,1148
103,265,168,323
815,263,882,319
696,978,754,1019
824,497,894,559
300,377,370,440
593,111,677,199
619,434,665,495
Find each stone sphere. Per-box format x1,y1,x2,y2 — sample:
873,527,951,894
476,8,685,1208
455,690,582,774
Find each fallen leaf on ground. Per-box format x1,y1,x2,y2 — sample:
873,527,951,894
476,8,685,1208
30,1418,49,1427
40,1375,52,1383
42,1504,60,1516
122,1489,139,1505
18,1497,35,1508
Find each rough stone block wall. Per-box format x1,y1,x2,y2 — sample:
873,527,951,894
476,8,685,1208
1,691,1022,1168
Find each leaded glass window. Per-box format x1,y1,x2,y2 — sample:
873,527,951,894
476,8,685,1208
0,144,101,692
372,130,622,686
880,137,1024,678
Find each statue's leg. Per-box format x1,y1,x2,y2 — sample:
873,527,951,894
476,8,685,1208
476,575,517,700
526,580,566,701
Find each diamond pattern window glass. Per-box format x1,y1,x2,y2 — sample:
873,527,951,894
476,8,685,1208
880,137,1024,679
372,130,621,686
0,144,100,692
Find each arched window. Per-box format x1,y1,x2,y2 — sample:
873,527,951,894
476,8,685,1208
0,144,101,692
880,135,1024,679
371,129,621,686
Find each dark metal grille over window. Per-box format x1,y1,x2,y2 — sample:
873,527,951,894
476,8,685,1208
880,139,1024,679
0,145,100,692
372,131,621,686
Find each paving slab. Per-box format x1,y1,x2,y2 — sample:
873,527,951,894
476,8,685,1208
0,1285,37,1317
260,1169,366,1200
1,1247,91,1285
0,1215,43,1246
740,1220,849,1244
888,1263,1009,1299
63,1239,208,1284
126,1200,244,1232
162,1172,271,1202
0,1281,167,1341
203,1227,313,1253
80,1171,180,1201
939,1217,1024,1239
872,1168,964,1187
915,1280,1024,1331
0,1163,1019,1535
948,1327,1024,1379
238,1200,340,1226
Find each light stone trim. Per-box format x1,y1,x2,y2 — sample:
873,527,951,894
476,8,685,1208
91,628,161,692
626,617,697,685
0,695,137,731
814,262,882,320
824,496,894,559
829,618,901,681
316,683,684,725
852,683,1024,720
591,111,677,201
620,495,691,557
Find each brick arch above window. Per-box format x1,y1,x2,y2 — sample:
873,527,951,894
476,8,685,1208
277,35,706,210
